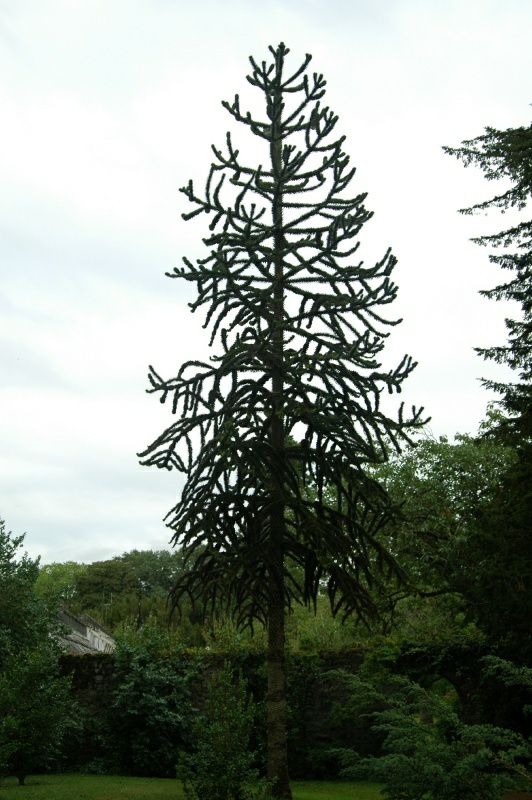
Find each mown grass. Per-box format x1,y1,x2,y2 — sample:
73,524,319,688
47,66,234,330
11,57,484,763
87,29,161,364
0,774,383,799
291,780,383,799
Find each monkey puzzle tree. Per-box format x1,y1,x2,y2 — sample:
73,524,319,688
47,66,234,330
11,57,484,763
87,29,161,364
140,43,424,798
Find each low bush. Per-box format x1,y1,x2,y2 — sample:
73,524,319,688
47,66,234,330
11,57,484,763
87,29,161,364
98,623,198,777
177,661,268,800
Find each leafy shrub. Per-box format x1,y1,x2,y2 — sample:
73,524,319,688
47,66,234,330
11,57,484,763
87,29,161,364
101,622,197,777
481,655,532,721
0,641,74,784
177,662,268,800
0,521,76,785
336,674,531,800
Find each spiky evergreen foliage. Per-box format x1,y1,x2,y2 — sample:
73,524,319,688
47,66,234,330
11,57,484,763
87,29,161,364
444,121,532,443
141,43,423,623
140,43,424,798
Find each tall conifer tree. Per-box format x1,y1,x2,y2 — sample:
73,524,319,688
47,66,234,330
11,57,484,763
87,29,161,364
444,120,532,442
444,115,532,667
141,43,424,798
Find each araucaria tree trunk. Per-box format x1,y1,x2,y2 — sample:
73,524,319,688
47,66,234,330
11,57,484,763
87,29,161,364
267,76,291,795
140,43,425,799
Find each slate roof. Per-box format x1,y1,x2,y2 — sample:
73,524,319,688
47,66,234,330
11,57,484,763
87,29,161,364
57,607,115,654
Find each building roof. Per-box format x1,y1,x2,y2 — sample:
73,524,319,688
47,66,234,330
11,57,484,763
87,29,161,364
57,607,115,654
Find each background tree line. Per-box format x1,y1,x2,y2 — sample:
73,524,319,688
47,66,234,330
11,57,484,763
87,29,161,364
35,549,198,637
32,411,529,667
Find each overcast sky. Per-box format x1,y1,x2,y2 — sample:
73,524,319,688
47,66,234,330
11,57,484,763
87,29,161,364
1,0,530,565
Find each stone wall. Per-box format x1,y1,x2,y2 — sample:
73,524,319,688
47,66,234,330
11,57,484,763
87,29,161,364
60,647,371,777
60,642,524,778
60,653,117,769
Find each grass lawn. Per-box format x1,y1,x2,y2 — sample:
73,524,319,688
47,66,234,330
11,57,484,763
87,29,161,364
291,781,383,799
0,774,383,799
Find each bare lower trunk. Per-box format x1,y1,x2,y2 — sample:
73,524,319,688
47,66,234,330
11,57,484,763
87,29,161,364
267,559,291,800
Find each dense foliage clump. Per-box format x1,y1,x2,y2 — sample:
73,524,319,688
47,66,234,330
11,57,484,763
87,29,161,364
97,623,197,778
335,670,531,800
0,519,74,785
